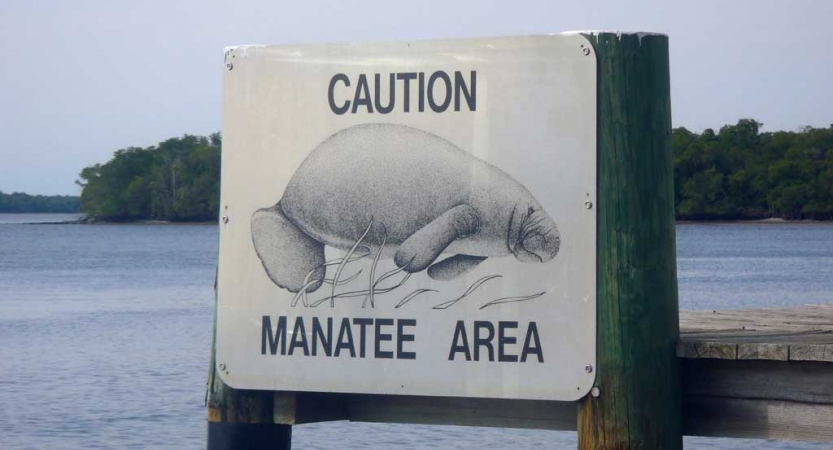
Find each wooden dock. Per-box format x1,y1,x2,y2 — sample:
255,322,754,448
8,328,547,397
678,305,833,442
256,305,833,443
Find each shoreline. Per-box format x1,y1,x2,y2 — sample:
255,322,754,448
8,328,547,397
13,219,833,226
2,212,830,226
676,217,829,225
50,218,217,225
0,215,215,225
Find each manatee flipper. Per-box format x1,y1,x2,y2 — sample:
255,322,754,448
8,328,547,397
251,203,325,293
427,255,488,280
394,204,481,272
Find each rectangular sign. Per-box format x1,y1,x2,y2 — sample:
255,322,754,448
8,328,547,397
217,34,597,401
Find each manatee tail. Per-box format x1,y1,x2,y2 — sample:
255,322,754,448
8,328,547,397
251,203,325,293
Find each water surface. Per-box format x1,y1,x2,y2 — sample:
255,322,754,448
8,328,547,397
1,216,830,449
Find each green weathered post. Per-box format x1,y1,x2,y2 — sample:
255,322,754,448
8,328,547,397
577,32,682,449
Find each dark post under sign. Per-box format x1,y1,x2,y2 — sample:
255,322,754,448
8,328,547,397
207,294,292,449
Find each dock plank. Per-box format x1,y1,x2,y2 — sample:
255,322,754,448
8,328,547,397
790,344,833,363
683,398,833,443
679,305,833,362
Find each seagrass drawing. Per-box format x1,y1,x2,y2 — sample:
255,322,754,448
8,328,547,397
251,123,560,309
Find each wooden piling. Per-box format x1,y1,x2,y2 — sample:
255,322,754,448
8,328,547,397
577,32,682,449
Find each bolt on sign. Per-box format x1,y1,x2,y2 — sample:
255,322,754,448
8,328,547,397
217,34,597,401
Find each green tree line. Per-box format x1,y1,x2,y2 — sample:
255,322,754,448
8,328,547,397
76,120,833,222
77,134,221,221
674,119,833,220
0,191,80,213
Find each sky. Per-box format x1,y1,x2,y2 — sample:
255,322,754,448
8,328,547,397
1,0,831,195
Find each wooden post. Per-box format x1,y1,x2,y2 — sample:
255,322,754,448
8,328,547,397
577,32,682,449
206,291,293,450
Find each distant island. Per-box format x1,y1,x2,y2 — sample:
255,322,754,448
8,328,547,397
77,134,221,222
74,120,832,222
673,120,832,220
0,191,80,213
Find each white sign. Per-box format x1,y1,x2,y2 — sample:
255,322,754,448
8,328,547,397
217,34,597,401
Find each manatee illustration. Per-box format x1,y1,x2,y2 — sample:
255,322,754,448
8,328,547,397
251,123,560,294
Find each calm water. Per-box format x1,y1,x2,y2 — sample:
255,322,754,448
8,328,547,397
1,214,831,449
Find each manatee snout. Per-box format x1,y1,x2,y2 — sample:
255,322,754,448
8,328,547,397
510,207,560,264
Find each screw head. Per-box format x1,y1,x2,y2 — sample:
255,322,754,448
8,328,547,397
584,200,593,209
219,363,226,371
585,364,593,373
222,215,229,224
582,47,591,55
591,387,600,397
226,62,234,70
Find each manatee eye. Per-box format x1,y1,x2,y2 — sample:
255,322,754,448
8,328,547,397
518,208,547,242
